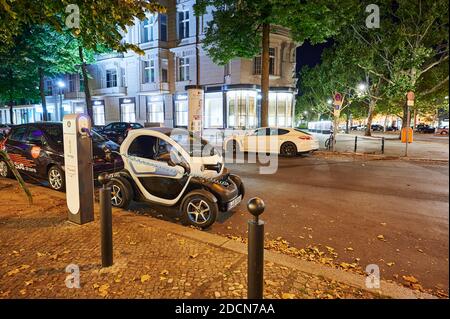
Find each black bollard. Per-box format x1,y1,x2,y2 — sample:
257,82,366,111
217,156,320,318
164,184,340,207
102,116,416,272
98,173,113,268
247,197,265,299
354,136,358,153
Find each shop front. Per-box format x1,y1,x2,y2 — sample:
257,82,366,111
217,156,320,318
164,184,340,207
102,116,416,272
92,100,106,125
146,95,165,124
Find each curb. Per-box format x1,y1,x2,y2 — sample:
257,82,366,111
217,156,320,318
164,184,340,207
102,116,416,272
140,213,437,300
314,151,448,163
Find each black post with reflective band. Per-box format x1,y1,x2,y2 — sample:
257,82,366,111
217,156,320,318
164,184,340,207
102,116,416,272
247,197,265,299
99,173,113,268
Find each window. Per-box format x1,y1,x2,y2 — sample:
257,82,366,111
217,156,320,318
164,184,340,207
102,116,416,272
204,93,223,128
45,80,53,96
121,68,126,87
270,128,289,136
178,57,190,81
161,59,168,83
9,126,27,142
121,103,136,122
253,48,276,75
79,77,85,92
106,69,117,88
175,100,188,127
160,14,168,41
68,74,76,92
27,127,45,145
227,91,257,128
93,104,105,126
143,60,155,83
178,10,190,39
269,92,294,127
141,16,155,43
147,97,164,123
128,136,157,160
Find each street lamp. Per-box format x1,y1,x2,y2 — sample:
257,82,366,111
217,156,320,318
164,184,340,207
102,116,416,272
57,80,66,121
357,83,367,92
327,99,333,105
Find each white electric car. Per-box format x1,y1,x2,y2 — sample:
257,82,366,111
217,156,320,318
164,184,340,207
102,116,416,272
105,127,245,229
224,127,319,157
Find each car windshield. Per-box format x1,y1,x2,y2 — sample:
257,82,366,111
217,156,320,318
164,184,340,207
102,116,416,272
167,130,216,157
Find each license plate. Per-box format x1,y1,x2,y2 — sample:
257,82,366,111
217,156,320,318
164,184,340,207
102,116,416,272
227,195,242,211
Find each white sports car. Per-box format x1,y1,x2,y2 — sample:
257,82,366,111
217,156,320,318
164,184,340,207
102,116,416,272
224,127,319,157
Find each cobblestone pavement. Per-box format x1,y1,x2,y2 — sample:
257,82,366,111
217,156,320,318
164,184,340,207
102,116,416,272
0,178,378,299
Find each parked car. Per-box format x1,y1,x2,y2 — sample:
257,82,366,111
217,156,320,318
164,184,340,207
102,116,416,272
436,127,448,135
104,127,245,229
386,126,399,132
416,124,436,134
371,124,384,132
0,122,123,191
96,122,143,144
224,127,319,157
0,124,11,135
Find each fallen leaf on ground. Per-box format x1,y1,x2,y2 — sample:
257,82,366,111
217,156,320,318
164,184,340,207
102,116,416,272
377,235,385,241
25,280,33,286
402,275,419,284
7,269,20,276
189,253,199,259
98,284,109,297
141,274,151,283
386,262,395,267
346,247,354,251
281,293,296,299
160,270,169,275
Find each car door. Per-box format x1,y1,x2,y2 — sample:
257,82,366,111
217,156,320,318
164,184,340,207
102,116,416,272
125,134,188,204
6,126,40,177
245,128,269,152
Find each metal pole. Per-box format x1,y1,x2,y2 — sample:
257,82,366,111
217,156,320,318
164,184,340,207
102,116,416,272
354,136,358,153
405,107,410,157
381,137,385,154
247,198,265,299
99,183,113,267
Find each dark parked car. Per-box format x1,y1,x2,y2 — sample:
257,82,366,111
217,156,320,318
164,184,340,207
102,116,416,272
97,122,143,144
386,126,399,132
371,124,384,132
416,124,436,134
0,122,123,191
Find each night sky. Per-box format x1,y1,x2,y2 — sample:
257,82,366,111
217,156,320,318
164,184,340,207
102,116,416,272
296,40,332,73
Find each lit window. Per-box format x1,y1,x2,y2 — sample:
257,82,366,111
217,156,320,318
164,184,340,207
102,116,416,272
175,100,188,127
205,93,224,128
227,91,257,129
121,103,136,122
147,97,164,123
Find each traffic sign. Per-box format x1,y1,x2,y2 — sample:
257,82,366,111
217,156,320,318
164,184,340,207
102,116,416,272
407,91,415,101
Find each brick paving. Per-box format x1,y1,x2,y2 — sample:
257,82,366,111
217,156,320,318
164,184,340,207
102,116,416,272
0,178,377,299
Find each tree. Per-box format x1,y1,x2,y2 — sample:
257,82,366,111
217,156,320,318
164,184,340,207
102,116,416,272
195,0,356,127
0,45,39,124
351,0,449,131
1,0,165,119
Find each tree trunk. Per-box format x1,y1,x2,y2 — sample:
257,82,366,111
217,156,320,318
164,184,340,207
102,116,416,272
260,23,270,128
365,100,376,136
8,101,14,125
79,46,93,119
38,68,48,121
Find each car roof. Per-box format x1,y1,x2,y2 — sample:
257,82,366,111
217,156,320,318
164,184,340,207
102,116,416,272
11,122,62,129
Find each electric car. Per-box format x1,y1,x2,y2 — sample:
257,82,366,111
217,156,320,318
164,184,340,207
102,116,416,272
105,127,245,229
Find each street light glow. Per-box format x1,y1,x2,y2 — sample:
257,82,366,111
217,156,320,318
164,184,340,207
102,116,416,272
57,80,66,88
327,99,333,105
358,83,367,92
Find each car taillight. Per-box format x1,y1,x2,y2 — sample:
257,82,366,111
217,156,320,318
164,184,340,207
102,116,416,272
299,136,312,140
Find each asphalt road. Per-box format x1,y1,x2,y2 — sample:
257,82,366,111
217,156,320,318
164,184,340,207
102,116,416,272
210,155,449,294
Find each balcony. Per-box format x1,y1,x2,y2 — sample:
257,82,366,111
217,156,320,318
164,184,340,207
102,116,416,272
64,91,85,100
92,86,127,97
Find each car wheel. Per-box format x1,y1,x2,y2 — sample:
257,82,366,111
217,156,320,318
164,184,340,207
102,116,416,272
48,165,65,191
0,159,12,178
107,177,133,209
441,131,448,135
181,191,218,229
280,142,298,157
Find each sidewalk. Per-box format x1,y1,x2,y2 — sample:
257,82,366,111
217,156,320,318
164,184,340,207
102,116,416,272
312,132,449,160
0,179,434,299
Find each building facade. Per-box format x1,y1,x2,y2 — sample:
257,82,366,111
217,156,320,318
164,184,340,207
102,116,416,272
1,0,298,131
